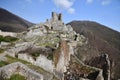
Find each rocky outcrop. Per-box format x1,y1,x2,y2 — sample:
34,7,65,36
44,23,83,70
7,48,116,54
18,54,54,73
0,62,43,80
5,42,35,57
0,30,17,37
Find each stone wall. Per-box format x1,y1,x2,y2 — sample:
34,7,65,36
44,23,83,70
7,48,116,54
55,40,69,73
18,54,54,73
85,54,110,80
64,55,104,80
54,40,76,80
5,42,34,57
0,62,43,80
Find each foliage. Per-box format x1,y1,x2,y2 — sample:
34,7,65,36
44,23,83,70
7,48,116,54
31,52,40,57
5,55,29,64
47,53,53,60
70,55,97,74
39,42,55,47
8,74,26,80
0,35,18,43
0,61,9,67
0,48,4,53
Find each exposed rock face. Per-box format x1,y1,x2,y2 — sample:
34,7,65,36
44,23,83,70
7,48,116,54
0,30,17,37
26,28,44,38
0,62,43,80
5,42,35,57
18,54,54,73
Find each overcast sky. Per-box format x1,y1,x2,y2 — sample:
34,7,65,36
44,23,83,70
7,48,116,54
0,0,120,32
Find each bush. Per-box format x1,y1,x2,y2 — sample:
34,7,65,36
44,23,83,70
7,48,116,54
0,61,9,67
0,35,18,43
0,48,4,53
31,52,40,57
47,53,53,60
8,74,26,80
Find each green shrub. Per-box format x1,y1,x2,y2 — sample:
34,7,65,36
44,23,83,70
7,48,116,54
8,74,26,80
0,48,4,53
0,35,18,43
47,53,53,60
31,52,40,57
0,61,9,67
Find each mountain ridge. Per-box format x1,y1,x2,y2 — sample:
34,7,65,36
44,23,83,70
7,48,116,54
0,8,34,32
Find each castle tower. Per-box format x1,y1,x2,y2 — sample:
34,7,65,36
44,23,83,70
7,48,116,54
52,12,62,22
58,13,62,21
52,12,58,21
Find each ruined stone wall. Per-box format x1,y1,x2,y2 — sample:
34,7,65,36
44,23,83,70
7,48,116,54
55,40,69,72
18,54,54,73
85,54,110,80
5,42,34,57
0,62,43,80
64,55,104,80
54,40,74,80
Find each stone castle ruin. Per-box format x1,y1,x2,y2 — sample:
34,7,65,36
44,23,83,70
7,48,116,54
0,12,110,80
44,12,72,32
52,12,62,21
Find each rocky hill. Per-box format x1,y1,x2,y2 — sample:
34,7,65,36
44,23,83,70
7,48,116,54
68,21,120,79
0,9,120,80
0,8,34,32
0,12,108,80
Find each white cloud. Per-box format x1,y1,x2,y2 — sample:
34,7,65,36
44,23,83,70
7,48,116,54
53,0,75,14
86,0,111,5
68,8,75,14
101,0,111,5
86,0,93,3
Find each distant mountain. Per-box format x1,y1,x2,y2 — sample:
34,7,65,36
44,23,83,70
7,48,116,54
0,8,34,32
68,21,120,79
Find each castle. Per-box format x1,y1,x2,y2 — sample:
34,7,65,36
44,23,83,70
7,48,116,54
43,12,73,32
